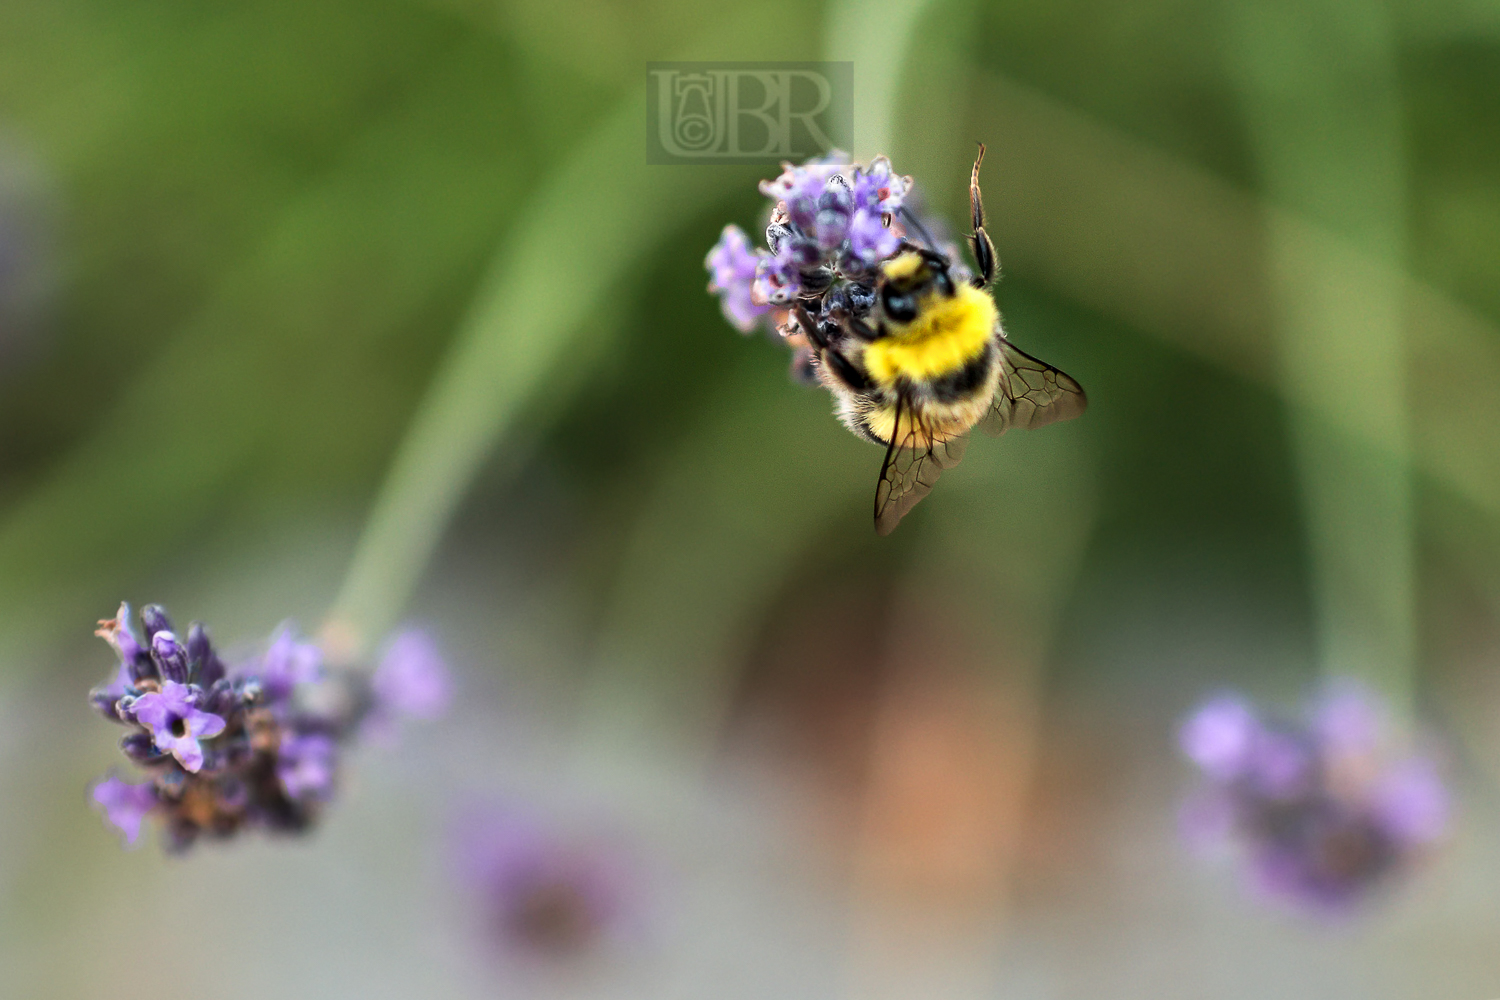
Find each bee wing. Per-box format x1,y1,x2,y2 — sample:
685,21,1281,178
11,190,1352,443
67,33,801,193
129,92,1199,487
874,395,970,536
979,339,1088,437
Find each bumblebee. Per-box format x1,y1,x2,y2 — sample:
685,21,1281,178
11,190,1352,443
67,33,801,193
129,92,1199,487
793,145,1087,534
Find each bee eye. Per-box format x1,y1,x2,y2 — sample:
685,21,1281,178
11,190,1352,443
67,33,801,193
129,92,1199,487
933,268,954,296
882,287,917,322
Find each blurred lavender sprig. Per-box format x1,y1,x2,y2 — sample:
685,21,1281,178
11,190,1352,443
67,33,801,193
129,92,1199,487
89,602,450,852
1178,683,1449,914
452,804,634,962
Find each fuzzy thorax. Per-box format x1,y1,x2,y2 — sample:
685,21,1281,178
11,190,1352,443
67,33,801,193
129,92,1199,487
862,285,997,387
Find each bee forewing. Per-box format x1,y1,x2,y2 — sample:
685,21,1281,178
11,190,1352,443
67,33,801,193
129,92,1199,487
979,340,1088,437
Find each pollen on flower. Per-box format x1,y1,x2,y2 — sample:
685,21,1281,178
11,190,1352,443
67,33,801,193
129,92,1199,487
87,602,452,852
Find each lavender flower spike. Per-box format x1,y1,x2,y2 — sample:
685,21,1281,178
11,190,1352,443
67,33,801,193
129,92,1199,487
706,153,923,370
131,680,225,772
88,601,448,851
453,805,632,960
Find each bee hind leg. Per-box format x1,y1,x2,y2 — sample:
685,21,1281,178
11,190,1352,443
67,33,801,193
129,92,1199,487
968,142,996,288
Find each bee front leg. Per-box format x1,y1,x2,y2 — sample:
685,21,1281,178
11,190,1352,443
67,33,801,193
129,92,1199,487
823,346,872,393
793,303,827,349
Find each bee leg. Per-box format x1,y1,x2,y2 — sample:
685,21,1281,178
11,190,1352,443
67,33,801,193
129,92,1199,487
845,315,879,342
968,142,997,289
793,303,827,349
823,346,871,393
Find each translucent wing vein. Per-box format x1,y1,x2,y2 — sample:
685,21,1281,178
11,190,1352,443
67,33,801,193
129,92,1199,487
874,396,970,535
979,340,1088,437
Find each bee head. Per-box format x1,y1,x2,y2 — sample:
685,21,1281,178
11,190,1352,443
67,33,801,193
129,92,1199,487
876,248,955,326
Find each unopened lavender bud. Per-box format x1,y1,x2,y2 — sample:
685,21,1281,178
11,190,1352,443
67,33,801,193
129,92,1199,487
127,651,159,686
815,183,853,251
186,623,212,675
120,730,162,764
152,630,189,684
201,677,236,717
140,604,173,641
90,687,123,721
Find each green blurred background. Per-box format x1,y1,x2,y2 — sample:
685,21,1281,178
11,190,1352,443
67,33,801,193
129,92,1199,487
2,0,1500,996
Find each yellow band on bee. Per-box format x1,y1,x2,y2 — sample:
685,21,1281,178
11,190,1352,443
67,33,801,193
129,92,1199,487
864,285,996,386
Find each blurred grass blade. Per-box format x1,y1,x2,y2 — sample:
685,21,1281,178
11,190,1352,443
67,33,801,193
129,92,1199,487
326,6,802,653
1226,2,1415,706
0,33,536,670
825,0,939,161
971,70,1500,532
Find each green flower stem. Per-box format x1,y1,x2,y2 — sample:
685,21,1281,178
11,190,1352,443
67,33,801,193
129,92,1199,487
825,0,939,161
1226,2,1415,715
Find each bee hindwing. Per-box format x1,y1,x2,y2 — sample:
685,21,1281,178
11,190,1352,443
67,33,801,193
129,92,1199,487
874,395,970,536
979,340,1088,437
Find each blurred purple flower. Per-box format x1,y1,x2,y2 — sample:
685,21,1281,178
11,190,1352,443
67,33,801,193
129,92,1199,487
276,732,338,801
453,805,631,961
257,625,323,703
91,775,157,846
1180,695,1258,781
373,629,453,721
1178,682,1450,915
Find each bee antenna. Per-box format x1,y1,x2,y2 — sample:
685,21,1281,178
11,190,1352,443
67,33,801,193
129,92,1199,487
897,206,941,252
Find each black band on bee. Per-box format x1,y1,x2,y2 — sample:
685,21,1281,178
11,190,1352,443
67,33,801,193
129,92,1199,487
929,347,993,403
932,266,955,297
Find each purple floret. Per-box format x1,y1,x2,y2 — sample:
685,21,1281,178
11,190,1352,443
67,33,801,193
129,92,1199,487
373,629,452,721
91,775,158,846
257,625,323,703
276,732,338,801
131,680,226,773
1179,695,1259,782
705,225,771,332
